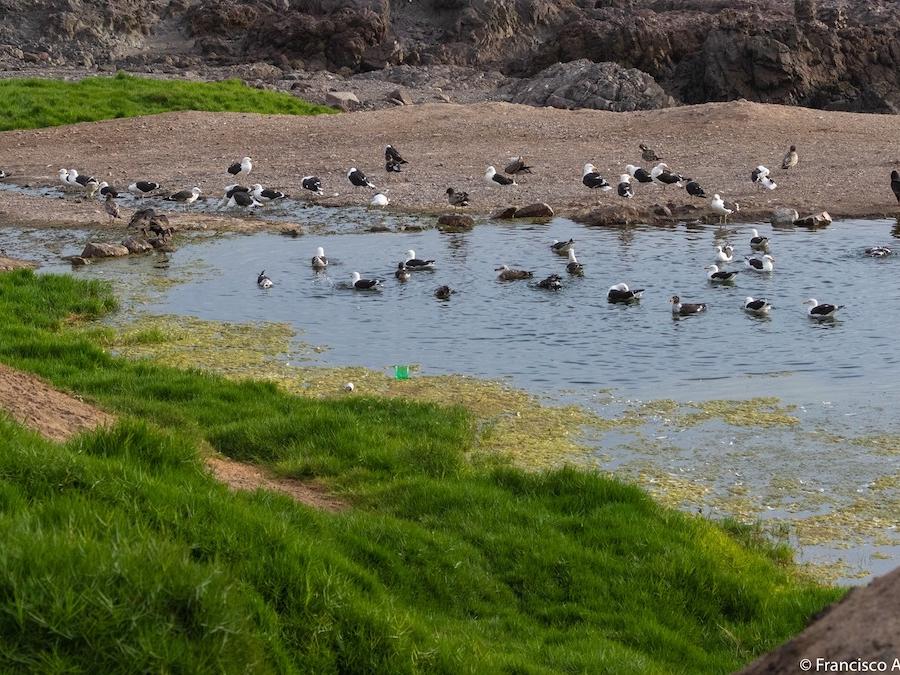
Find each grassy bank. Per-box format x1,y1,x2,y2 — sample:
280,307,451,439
0,269,842,673
0,73,333,131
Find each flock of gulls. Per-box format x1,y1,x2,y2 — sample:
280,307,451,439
4,141,900,316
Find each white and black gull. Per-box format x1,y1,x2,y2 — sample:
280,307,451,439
607,283,644,303
566,248,584,275
670,295,707,316
312,246,328,269
804,298,843,319
351,271,383,290
617,174,634,199
745,254,775,272
485,166,516,186
348,168,376,189
705,264,738,282
550,238,574,255
625,164,654,184
743,297,773,316
405,249,435,270
257,270,273,289
228,157,252,177
582,163,611,190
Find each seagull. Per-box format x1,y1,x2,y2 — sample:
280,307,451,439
165,187,202,204
782,145,798,170
351,271,383,290
865,245,893,257
347,168,376,189
538,274,562,290
625,164,654,184
68,170,99,196
566,248,584,275
671,295,707,316
223,184,249,198
705,264,738,282
446,187,469,207
385,160,403,173
607,283,644,303
711,194,733,223
0,169,7,179
103,193,121,221
892,170,900,203
504,156,533,175
686,181,706,198
257,270,273,288
312,246,328,269
650,163,686,187
582,163,611,190
743,297,773,316
752,165,777,190
639,144,661,162
745,254,775,272
395,262,410,281
617,174,634,198
228,157,252,177
251,184,286,202
302,175,323,194
803,298,843,319
129,208,167,230
485,166,515,186
385,145,407,165
715,244,734,263
550,238,574,255
128,180,162,197
749,228,769,250
405,249,435,270
370,193,389,207
434,285,455,300
97,182,119,198
58,168,73,188
495,265,533,281
228,190,262,208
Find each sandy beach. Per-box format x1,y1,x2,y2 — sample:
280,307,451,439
1,100,899,232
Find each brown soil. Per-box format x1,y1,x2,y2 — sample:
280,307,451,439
0,361,344,511
1,101,899,232
738,565,900,674
0,362,114,441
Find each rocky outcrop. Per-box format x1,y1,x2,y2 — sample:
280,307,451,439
794,210,832,228
1,0,899,113
500,60,673,111
437,214,475,231
80,242,129,258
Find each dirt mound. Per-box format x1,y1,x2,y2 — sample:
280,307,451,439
739,565,900,674
0,361,345,511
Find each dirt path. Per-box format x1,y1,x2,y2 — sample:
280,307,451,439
0,362,344,511
1,101,899,231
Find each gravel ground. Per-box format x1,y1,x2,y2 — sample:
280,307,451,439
1,100,899,231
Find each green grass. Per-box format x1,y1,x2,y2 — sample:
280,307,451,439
0,72,333,131
0,269,842,673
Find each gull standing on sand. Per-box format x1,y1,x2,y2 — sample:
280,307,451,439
650,163,686,187
485,166,516,186
446,187,469,207
0,169,7,179
626,164,654,184
782,145,798,170
617,174,634,199
385,145,407,165
504,156,533,176
711,194,733,224
251,184,286,202
582,163,611,190
639,144,661,162
302,175,324,194
891,170,900,203
228,157,252,177
370,193,389,207
348,168,376,189
68,170,99,196
97,182,119,198
751,165,777,190
685,180,706,198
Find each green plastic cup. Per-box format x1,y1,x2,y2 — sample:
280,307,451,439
394,365,410,380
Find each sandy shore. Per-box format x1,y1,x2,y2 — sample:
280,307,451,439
1,100,899,232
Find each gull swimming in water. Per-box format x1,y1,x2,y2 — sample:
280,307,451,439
257,270,273,288
749,228,769,250
351,272,383,290
566,248,584,275
311,246,328,269
607,283,644,303
705,264,738,282
745,254,775,272
550,238,574,255
804,298,843,319
744,297,773,316
405,249,435,270
715,244,734,263
671,295,707,316
495,265,533,281
395,262,410,281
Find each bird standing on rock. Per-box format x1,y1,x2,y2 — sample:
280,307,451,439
782,145,798,170
639,144,661,162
